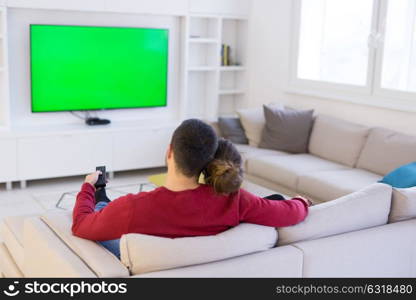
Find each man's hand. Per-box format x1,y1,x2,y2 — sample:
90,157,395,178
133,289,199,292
295,195,313,207
84,171,101,187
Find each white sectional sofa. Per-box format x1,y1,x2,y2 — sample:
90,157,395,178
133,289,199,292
235,114,416,203
1,113,415,278
0,182,415,278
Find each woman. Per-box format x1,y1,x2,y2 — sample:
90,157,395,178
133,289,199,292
72,119,310,258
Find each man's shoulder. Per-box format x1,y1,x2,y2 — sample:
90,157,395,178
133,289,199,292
131,186,165,199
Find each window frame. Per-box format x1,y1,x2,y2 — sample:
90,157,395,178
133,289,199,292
288,0,416,112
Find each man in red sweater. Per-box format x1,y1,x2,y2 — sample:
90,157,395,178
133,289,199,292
72,119,309,258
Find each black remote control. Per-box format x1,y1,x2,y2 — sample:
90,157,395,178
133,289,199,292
95,166,106,188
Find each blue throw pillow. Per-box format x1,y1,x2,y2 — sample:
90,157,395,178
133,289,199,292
379,162,416,188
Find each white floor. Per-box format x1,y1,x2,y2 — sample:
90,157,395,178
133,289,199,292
0,167,166,224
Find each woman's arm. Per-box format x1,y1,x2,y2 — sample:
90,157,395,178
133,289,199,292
238,188,309,227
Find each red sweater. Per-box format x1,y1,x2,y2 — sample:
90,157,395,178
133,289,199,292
72,183,308,241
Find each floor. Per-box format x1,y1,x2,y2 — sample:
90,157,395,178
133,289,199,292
0,167,166,224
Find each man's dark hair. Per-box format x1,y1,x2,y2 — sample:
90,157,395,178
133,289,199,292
171,119,218,177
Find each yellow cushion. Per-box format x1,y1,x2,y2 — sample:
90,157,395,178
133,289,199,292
148,173,167,187
148,173,205,187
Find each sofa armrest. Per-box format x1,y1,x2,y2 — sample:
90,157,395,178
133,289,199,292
23,217,96,277
0,242,23,278
41,211,129,278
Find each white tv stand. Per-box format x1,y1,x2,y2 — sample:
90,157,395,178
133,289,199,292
0,120,176,190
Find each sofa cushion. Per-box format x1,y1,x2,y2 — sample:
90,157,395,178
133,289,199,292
308,115,370,167
234,144,290,170
237,107,266,147
294,219,416,277
357,127,416,175
0,215,28,272
247,154,349,190
389,187,416,223
259,105,314,153
277,183,392,246
297,169,382,202
240,180,283,198
133,246,303,278
41,211,129,278
120,223,277,275
380,162,416,188
218,117,249,144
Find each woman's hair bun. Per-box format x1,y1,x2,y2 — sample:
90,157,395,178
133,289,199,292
205,159,243,194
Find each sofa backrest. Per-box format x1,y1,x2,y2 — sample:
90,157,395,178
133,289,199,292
357,127,416,175
294,218,416,277
308,115,370,167
120,223,277,275
277,183,392,246
132,245,303,278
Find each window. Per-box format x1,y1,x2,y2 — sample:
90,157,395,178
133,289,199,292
297,0,373,86
291,0,416,109
381,0,416,93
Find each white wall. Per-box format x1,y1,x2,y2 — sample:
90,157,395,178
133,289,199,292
247,0,416,136
8,8,181,128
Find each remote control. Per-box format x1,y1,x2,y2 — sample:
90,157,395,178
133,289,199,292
95,166,106,188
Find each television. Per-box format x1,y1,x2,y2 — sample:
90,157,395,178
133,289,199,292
30,25,169,112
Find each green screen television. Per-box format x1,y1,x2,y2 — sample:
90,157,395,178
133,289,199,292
30,25,169,112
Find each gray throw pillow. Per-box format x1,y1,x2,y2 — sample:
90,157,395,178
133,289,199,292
218,117,249,144
259,105,314,153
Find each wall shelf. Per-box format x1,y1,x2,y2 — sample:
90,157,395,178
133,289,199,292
188,38,219,44
220,66,246,71
219,89,245,95
183,14,248,121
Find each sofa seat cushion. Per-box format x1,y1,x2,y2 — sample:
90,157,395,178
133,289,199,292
120,223,277,275
277,183,392,246
246,154,349,190
357,127,416,175
133,245,303,278
0,215,30,272
297,169,382,202
308,115,370,167
235,144,289,159
41,211,129,278
234,144,291,169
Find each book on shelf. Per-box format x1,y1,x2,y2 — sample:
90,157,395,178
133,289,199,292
221,44,231,66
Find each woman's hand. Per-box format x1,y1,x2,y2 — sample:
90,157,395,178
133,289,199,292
295,195,313,207
84,171,101,187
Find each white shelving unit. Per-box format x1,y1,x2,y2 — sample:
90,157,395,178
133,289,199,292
0,0,251,188
183,14,248,121
0,6,10,132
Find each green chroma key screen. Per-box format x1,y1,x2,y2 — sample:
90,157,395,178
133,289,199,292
30,25,169,112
